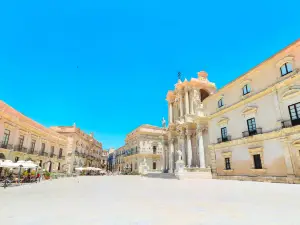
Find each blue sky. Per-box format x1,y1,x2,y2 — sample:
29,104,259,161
1,1,300,149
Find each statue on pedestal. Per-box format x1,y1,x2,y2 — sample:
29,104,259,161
161,117,166,128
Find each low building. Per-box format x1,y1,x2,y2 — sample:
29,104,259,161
115,125,167,173
0,101,68,173
50,125,104,173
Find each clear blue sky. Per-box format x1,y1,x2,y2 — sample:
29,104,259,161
1,1,300,149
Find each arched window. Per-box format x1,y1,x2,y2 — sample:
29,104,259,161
218,98,224,108
242,84,251,95
280,62,293,76
200,89,209,101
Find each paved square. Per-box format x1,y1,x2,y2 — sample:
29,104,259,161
0,176,299,225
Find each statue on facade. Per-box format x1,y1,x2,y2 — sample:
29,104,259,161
161,117,166,128
177,149,183,161
193,89,203,113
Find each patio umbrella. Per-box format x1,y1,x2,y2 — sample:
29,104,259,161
0,160,18,168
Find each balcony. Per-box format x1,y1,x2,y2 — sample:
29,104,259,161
1,143,13,149
39,151,45,156
50,152,54,158
282,119,300,128
242,128,262,137
28,148,34,154
43,152,48,157
58,155,65,160
217,135,232,143
13,145,27,152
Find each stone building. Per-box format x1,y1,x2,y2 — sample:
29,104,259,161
114,125,167,173
165,72,216,178
50,125,104,173
164,39,300,183
0,101,68,172
205,39,300,183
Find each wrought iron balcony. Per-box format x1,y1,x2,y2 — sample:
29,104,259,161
39,151,45,156
217,135,232,143
281,119,300,128
43,152,48,157
242,128,262,137
13,145,27,152
27,148,34,154
1,143,13,149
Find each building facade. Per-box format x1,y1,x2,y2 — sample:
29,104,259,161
50,125,105,173
113,125,167,173
164,39,300,183
0,101,68,173
164,72,216,176
205,39,300,183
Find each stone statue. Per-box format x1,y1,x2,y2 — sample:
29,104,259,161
193,89,203,113
177,149,183,161
161,117,166,128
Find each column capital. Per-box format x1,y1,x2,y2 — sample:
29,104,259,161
185,129,195,137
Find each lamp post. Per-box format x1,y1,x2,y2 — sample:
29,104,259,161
18,164,23,185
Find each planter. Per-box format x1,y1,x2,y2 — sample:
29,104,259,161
44,176,50,180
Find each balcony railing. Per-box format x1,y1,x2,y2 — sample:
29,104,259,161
43,152,48,157
281,119,300,128
39,151,45,156
1,143,13,149
28,148,34,154
242,128,262,137
58,155,65,160
50,152,54,158
217,135,232,143
13,145,27,152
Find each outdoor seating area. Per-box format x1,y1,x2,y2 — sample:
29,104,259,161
75,167,106,176
0,159,41,188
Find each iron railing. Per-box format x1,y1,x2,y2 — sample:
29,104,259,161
242,128,262,137
217,135,232,143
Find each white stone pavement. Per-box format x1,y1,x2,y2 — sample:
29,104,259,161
0,176,300,225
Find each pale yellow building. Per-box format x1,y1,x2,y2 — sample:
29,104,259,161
164,39,300,183
50,125,104,173
0,101,68,172
115,125,167,173
205,39,300,183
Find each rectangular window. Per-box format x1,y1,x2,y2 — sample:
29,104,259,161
225,157,231,170
2,129,10,147
31,140,36,152
253,154,262,169
19,135,25,150
247,118,257,135
288,102,300,126
153,146,157,154
243,84,251,95
221,127,228,141
280,63,293,76
153,162,156,170
51,146,54,156
41,143,45,153
218,98,224,108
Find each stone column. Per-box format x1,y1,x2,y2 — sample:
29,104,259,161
178,130,186,166
190,90,194,115
168,139,174,173
197,125,206,168
184,88,189,115
169,103,173,124
281,138,295,176
186,130,192,167
179,93,184,117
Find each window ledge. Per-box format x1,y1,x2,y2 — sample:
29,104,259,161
241,92,252,100
250,168,267,173
223,169,234,172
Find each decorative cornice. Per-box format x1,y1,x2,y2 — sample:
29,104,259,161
208,68,300,119
217,117,229,126
281,86,300,101
241,106,258,116
248,147,263,154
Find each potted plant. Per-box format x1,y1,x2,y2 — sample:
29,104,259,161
44,170,51,180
